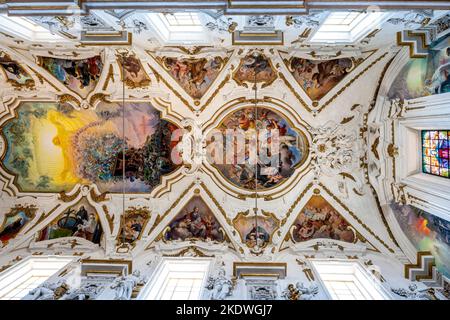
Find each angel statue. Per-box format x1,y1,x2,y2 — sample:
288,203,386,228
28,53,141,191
205,267,235,300
282,282,319,300
111,270,145,300
22,278,69,300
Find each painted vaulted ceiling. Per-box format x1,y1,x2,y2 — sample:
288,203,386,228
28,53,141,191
0,3,448,285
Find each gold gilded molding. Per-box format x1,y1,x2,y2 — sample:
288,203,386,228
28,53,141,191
89,93,108,107
281,182,314,226
147,63,195,112
147,50,233,111
58,188,82,203
396,32,428,59
90,188,109,203
164,46,213,55
146,182,196,237
81,259,133,273
162,245,214,257
317,52,388,113
102,64,114,91
102,205,114,234
58,93,79,106
277,71,311,112
202,98,312,199
198,74,230,111
200,182,232,226
369,55,396,113
232,262,287,278
371,136,380,160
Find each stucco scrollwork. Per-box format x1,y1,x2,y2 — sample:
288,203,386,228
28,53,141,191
309,107,366,197
179,118,205,175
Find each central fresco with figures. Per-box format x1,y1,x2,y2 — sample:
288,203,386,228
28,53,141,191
213,107,309,190
1,101,180,193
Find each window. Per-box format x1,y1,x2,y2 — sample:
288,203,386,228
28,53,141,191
140,259,210,300
0,15,64,42
311,260,391,300
0,256,74,300
310,11,388,43
422,130,449,178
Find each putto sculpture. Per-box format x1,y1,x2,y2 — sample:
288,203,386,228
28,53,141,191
282,282,319,300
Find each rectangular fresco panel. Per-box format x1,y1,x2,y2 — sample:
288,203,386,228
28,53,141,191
1,101,180,193
388,34,450,100
422,130,449,178
390,202,450,278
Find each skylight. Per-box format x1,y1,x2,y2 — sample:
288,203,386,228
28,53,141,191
0,14,65,42
310,11,388,43
145,12,207,44
161,12,202,27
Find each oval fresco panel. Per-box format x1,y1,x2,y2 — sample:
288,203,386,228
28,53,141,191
212,107,309,191
0,101,181,193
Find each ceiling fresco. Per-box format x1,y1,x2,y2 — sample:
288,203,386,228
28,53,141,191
0,205,37,246
116,52,151,89
289,195,357,244
163,195,229,244
0,7,448,283
38,55,103,98
36,197,104,245
388,33,450,100
212,106,309,191
287,57,354,101
390,202,450,278
232,52,278,88
158,55,227,100
0,51,34,90
0,101,181,193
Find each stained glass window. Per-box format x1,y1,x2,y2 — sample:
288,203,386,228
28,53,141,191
422,130,449,178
